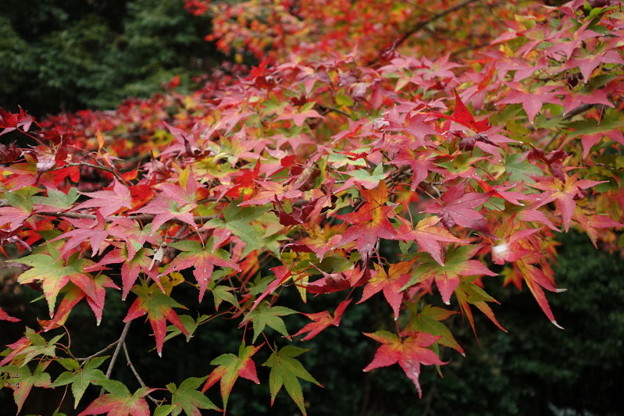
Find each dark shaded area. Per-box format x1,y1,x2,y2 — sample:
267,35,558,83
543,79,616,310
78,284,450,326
1,232,623,415
0,0,220,117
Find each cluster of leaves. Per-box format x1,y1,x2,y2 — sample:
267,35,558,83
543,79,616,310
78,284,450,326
1,0,624,414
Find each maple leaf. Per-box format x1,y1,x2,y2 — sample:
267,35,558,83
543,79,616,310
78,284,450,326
403,305,464,354
574,210,624,248
359,262,412,320
293,299,351,341
201,344,261,409
404,245,497,305
454,278,506,335
363,331,444,397
108,219,160,261
395,216,467,265
0,328,62,367
424,184,489,232
337,181,397,261
528,175,605,231
167,376,219,416
89,247,155,301
74,179,133,217
52,213,110,257
51,357,108,409
0,205,31,232
163,240,241,302
78,380,153,416
562,49,624,82
123,282,190,356
41,274,119,330
516,260,565,329
133,180,200,231
303,271,351,295
242,302,297,342
275,103,324,126
33,186,80,212
444,90,490,132
3,362,52,413
263,346,322,415
13,244,97,316
205,202,271,256
0,307,20,322
497,84,562,124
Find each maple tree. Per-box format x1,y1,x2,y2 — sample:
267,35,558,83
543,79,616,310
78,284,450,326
1,0,624,414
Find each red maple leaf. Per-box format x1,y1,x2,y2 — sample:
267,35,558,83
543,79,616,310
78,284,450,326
337,181,397,260
363,331,444,397
275,106,324,127
497,83,562,124
428,90,490,133
359,262,412,319
52,213,110,257
528,175,605,232
0,307,19,322
123,283,190,356
293,299,351,341
424,184,489,231
562,48,624,82
133,180,200,231
78,383,153,416
75,179,132,217
162,240,241,302
395,216,467,265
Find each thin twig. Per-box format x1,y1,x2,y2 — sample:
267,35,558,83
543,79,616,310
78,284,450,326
122,342,147,387
104,320,132,380
61,162,130,186
122,343,163,405
543,104,602,150
562,103,598,120
39,211,217,223
76,340,120,362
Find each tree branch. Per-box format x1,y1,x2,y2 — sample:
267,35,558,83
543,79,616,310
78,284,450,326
395,0,481,50
104,320,132,380
39,211,217,224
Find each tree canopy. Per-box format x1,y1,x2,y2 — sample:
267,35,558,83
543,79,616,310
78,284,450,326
1,0,623,415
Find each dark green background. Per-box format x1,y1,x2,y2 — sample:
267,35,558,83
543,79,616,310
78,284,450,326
0,0,220,117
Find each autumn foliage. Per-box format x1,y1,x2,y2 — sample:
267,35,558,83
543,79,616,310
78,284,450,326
1,0,624,414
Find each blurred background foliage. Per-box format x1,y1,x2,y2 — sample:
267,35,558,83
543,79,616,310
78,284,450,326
1,232,623,415
0,0,220,117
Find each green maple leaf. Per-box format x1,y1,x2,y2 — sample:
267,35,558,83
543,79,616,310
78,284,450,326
201,343,261,409
2,362,52,413
206,202,270,256
51,357,108,408
403,305,464,355
166,376,219,416
263,346,321,415
243,302,297,342
0,327,62,367
14,244,94,316
345,163,387,189
33,186,80,211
